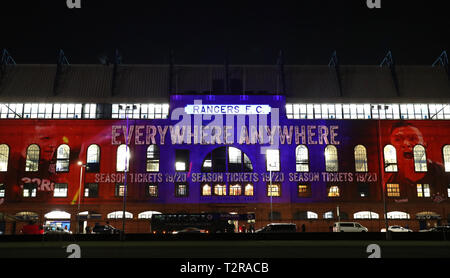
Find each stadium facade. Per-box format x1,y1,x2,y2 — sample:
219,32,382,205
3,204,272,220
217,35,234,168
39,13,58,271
0,61,449,233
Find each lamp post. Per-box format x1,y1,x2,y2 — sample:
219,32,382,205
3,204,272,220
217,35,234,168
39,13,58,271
377,120,390,239
266,149,279,223
121,105,133,241
77,161,86,234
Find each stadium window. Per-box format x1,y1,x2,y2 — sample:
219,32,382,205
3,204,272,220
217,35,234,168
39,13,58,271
354,145,368,172
229,184,242,196
383,145,398,172
443,145,450,172
0,144,9,172
147,184,158,198
175,183,188,197
202,147,253,173
53,183,68,198
25,144,39,172
324,145,338,172
353,211,379,219
387,184,400,197
201,184,212,196
328,186,340,197
244,184,254,196
107,211,133,219
84,183,99,198
146,145,160,172
323,211,334,219
358,183,370,197
266,149,280,171
214,184,227,196
417,184,431,198
56,144,70,172
295,145,309,172
298,184,311,198
115,183,125,197
413,145,428,172
175,149,189,172
267,183,281,197
86,144,100,172
387,211,410,219
116,144,130,172
23,183,37,198
0,183,5,197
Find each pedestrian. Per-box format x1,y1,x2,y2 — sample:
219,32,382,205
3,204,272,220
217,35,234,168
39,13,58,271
85,225,91,234
301,224,306,232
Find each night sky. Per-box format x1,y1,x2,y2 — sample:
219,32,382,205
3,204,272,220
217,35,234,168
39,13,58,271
1,0,448,65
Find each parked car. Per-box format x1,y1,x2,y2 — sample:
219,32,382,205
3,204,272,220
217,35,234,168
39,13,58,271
92,224,120,234
380,225,412,232
333,222,368,232
255,223,297,233
423,225,450,233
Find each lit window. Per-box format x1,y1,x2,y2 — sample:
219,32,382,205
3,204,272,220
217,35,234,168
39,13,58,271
146,145,160,172
295,145,309,172
25,144,40,172
107,211,133,219
138,211,161,219
115,184,125,197
413,145,427,172
0,144,9,172
354,145,368,172
448,185,450,198
323,211,334,219
116,144,130,172
86,144,100,172
328,186,340,197
84,183,98,198
383,145,398,172
325,145,338,172
53,184,68,198
175,184,188,197
298,184,311,198
387,183,400,197
202,184,211,196
0,183,5,197
202,147,253,173
23,183,37,198
353,211,379,219
147,184,158,197
214,184,227,196
443,145,450,172
229,184,242,196
244,184,254,196
175,150,189,172
387,211,410,219
56,144,70,172
266,149,280,171
417,184,430,198
267,183,281,197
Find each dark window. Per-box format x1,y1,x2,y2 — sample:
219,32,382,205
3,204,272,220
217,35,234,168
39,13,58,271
84,183,99,198
358,183,370,197
202,147,253,173
23,183,37,198
0,183,5,198
268,211,282,221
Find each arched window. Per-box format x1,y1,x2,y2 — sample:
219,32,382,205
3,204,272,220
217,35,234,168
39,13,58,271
387,211,410,219
202,147,253,173
324,145,338,172
138,211,161,219
107,211,133,219
214,184,227,196
353,211,379,219
0,144,9,172
244,184,254,196
116,144,130,172
328,186,340,197
25,144,40,172
323,211,334,219
146,145,160,172
86,144,100,172
354,145,368,172
229,184,242,196
56,144,70,172
413,145,427,172
295,145,309,172
383,145,398,172
443,145,450,172
201,184,211,196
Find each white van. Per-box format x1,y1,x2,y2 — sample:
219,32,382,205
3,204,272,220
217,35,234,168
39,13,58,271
333,222,368,232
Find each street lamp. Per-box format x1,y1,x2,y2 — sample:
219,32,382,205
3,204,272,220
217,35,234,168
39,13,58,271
377,120,390,239
77,161,86,234
266,149,279,223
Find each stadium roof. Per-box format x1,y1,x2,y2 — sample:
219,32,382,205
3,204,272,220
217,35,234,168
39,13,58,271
0,64,448,103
